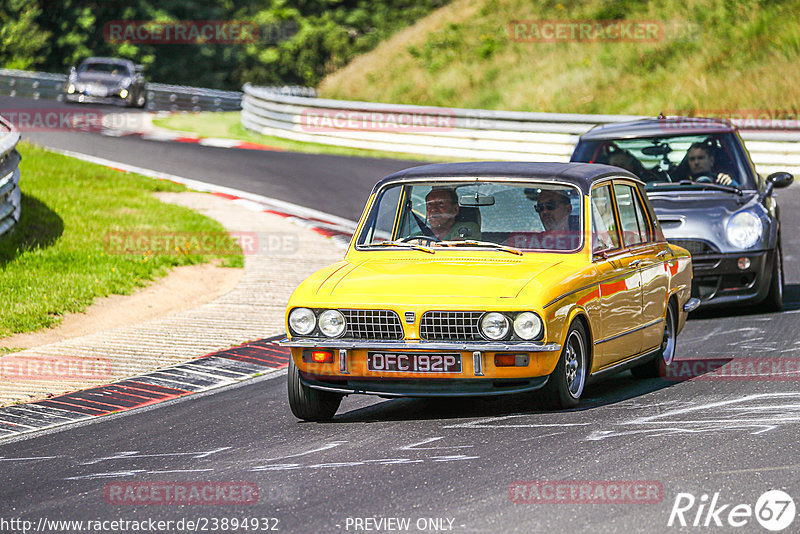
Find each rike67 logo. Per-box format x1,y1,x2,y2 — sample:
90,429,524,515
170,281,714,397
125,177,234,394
668,490,795,531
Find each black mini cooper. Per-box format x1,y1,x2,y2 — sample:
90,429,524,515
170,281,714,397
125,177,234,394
571,117,793,310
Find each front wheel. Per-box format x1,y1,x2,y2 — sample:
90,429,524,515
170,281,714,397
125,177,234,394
287,358,342,421
539,320,588,409
631,301,677,378
762,246,784,311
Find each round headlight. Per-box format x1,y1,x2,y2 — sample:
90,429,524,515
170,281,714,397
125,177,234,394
513,312,543,340
288,307,315,335
726,211,762,249
480,312,510,340
318,309,346,338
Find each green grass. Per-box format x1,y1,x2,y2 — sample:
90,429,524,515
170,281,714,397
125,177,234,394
318,0,800,116
152,112,458,162
0,142,243,338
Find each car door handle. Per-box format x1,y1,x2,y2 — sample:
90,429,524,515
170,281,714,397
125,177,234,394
656,250,669,258
630,259,642,267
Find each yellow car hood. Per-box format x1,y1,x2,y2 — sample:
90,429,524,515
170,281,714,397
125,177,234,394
317,256,564,301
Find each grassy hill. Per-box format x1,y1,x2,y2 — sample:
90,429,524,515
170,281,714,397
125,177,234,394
318,0,800,116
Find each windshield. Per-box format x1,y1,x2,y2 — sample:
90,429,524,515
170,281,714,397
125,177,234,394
356,180,583,252
78,62,131,76
572,132,755,190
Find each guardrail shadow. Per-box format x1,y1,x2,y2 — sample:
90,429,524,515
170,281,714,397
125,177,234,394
330,368,699,424
0,193,63,266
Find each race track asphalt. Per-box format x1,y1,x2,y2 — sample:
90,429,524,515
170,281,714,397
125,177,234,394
2,94,800,533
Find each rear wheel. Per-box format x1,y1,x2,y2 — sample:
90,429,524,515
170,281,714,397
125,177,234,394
287,358,342,421
631,301,677,378
763,246,784,311
539,320,587,409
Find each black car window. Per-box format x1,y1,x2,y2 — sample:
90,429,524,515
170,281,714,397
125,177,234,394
572,132,756,190
79,62,131,76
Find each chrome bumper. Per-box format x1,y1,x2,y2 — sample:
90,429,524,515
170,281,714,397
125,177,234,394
280,338,561,352
683,297,701,312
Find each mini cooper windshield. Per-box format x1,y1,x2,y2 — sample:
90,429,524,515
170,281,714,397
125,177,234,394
357,181,584,252
572,132,755,191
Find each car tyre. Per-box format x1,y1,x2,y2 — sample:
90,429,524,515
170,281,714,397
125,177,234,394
631,301,677,379
287,358,342,421
539,320,587,409
136,89,147,109
763,246,784,311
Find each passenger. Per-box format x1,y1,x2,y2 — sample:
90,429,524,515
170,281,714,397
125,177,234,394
685,143,734,185
424,188,480,240
507,189,578,250
608,149,659,182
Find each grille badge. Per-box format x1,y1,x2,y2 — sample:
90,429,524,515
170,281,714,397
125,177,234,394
404,312,415,324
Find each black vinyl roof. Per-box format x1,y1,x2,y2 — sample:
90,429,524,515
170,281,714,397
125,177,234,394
580,117,736,140
372,161,640,195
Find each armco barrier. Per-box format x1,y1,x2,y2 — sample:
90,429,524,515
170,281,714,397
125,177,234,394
0,68,315,113
241,83,800,176
0,116,22,237
0,68,241,112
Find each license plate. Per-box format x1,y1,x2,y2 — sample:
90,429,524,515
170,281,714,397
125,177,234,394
87,84,107,97
367,352,462,373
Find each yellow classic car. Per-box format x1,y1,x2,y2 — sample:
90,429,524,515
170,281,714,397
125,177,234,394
282,162,699,421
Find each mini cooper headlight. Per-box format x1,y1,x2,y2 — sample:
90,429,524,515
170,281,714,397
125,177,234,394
481,312,510,340
318,309,346,338
288,307,315,335
726,211,762,249
513,312,543,340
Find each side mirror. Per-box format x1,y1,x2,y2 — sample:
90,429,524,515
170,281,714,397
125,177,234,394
767,171,793,189
759,171,794,202
70,66,76,74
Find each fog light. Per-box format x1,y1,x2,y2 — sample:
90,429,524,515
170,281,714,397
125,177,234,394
737,257,751,270
494,353,529,367
120,89,129,99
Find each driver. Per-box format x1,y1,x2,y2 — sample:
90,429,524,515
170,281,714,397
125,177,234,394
686,143,734,185
425,188,480,241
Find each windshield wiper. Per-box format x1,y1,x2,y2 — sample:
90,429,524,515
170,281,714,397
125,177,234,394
437,240,523,256
367,240,435,254
678,180,742,196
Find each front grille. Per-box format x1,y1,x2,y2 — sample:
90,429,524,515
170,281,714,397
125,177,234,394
668,239,719,255
341,309,403,340
420,311,483,341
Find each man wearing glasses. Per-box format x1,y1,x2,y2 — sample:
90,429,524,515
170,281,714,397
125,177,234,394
535,189,573,233
507,188,577,250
